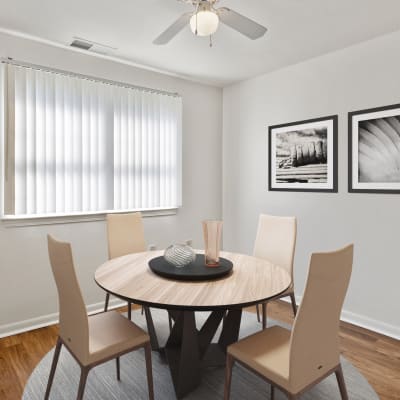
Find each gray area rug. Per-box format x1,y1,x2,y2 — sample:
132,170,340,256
23,310,378,399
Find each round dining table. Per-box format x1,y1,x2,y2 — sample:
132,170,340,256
95,250,291,399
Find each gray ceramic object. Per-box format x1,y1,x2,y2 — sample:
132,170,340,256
164,244,196,267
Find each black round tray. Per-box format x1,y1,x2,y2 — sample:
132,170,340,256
148,254,233,281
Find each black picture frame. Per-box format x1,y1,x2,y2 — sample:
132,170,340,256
348,103,400,194
268,115,338,192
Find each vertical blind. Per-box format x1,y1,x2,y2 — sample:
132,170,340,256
2,62,182,217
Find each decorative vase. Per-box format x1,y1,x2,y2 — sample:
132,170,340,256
202,220,223,266
164,244,196,268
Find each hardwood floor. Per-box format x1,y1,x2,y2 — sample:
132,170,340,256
0,301,398,400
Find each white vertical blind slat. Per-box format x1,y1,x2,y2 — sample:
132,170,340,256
54,76,63,213
121,90,128,209
81,84,88,210
26,69,36,214
14,67,26,214
148,92,153,208
142,92,148,208
46,73,56,213
64,77,73,213
153,95,160,208
159,96,166,208
113,89,121,210
71,79,80,212
134,90,142,209
98,85,107,211
35,71,45,214
127,91,134,208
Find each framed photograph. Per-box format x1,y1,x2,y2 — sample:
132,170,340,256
349,103,400,193
268,115,338,192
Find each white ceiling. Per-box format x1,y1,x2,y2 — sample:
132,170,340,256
1,0,400,86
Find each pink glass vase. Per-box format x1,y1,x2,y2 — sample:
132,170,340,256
202,220,223,267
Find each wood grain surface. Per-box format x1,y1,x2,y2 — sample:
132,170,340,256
95,250,291,310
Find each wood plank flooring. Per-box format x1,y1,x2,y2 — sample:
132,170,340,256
0,301,398,400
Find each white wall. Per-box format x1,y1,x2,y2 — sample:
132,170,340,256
0,32,222,335
223,30,400,339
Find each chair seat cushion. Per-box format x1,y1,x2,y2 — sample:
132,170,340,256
228,325,291,390
87,311,149,365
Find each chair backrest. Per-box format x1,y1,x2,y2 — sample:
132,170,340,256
253,214,297,280
47,235,89,362
289,244,353,392
106,212,146,260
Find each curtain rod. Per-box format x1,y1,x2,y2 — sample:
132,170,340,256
1,57,180,98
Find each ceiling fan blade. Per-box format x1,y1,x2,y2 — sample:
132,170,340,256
217,7,267,40
153,12,192,45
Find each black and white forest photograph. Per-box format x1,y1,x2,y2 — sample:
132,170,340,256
268,116,338,192
349,104,400,193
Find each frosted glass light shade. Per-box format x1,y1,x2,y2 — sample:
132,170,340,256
190,10,219,36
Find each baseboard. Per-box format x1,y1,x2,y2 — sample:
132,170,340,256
2,296,399,340
281,296,400,340
340,310,400,340
0,298,126,339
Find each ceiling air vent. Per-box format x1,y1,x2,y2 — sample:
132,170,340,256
70,39,93,51
69,37,117,55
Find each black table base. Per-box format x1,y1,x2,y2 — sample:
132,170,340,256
144,307,243,399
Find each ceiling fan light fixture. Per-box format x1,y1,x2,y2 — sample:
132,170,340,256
190,10,219,36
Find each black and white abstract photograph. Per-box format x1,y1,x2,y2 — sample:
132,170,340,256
268,116,338,192
349,103,400,193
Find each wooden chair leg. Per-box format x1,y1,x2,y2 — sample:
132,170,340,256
144,343,154,400
256,304,260,322
262,303,267,329
289,293,297,316
270,385,275,400
224,353,234,400
104,293,110,312
44,337,62,400
127,302,132,320
116,357,120,381
335,364,349,400
76,367,89,400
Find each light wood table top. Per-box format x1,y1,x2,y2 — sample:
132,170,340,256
95,250,291,311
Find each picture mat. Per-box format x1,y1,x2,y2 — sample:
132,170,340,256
270,119,334,189
352,107,400,190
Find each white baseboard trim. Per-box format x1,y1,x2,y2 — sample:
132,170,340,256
281,295,400,340
0,298,126,339
340,310,400,340
2,296,399,340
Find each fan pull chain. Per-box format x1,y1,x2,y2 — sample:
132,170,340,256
209,35,213,47
195,2,199,35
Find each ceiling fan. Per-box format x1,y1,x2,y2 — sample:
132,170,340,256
153,0,267,45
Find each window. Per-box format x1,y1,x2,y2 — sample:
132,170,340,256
1,61,182,218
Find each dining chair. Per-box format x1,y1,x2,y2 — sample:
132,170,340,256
224,244,354,400
45,235,154,400
253,214,297,329
104,212,146,320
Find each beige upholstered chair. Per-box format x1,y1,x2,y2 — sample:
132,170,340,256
104,212,146,320
45,235,154,400
224,244,354,400
254,214,297,328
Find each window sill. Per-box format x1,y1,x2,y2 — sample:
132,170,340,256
1,207,179,228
